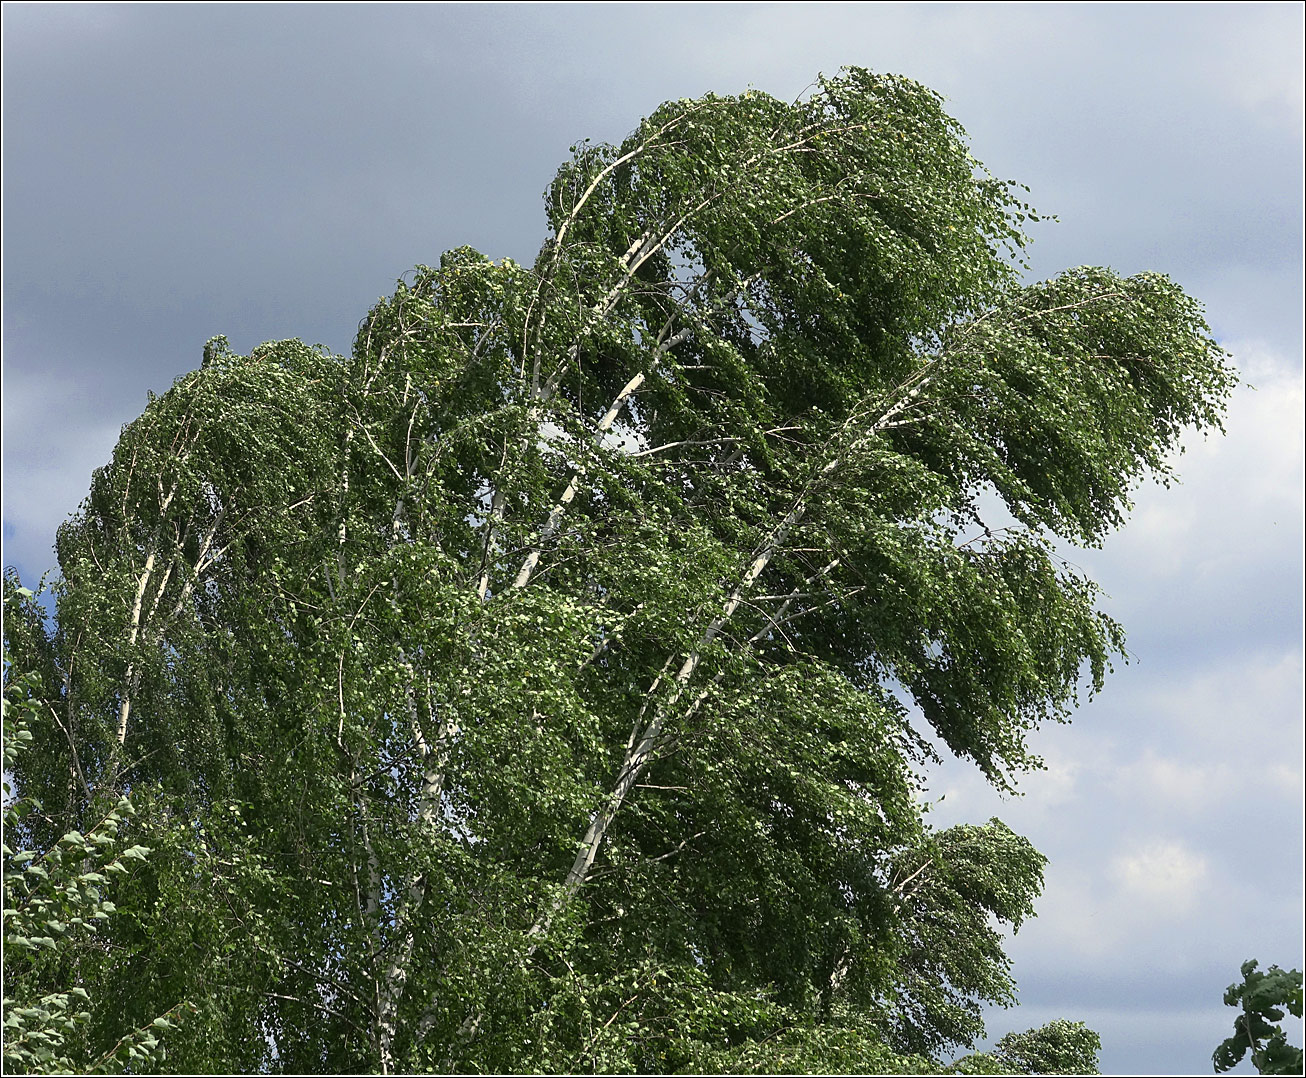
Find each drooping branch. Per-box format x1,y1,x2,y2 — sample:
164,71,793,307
500,106,888,596
509,266,769,592
529,356,955,937
526,104,709,385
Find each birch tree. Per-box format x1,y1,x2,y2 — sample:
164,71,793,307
3,68,1234,1073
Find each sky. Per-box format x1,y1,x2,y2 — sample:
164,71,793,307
2,4,1302,1072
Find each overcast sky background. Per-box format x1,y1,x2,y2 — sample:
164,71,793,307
3,4,1302,1073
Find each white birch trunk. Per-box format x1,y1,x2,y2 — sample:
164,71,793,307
114,483,177,747
529,357,945,936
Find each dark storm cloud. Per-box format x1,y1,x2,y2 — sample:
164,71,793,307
3,6,567,371
7,5,1299,377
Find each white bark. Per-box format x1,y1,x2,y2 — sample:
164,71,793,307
114,482,177,747
511,264,771,593
530,358,947,937
374,686,452,1071
530,505,801,939
511,368,646,589
115,551,155,747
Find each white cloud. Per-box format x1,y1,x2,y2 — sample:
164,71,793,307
998,840,1215,972
1062,341,1302,677
1019,866,1123,961
1029,748,1080,808
1213,8,1306,123
1110,839,1210,910
1115,752,1232,817
1100,648,1303,822
1118,344,1301,563
1136,648,1303,751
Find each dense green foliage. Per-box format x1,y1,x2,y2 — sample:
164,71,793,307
951,1019,1102,1075
2,68,1233,1072
1214,960,1304,1075
2,589,187,1074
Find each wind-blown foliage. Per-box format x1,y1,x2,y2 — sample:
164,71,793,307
2,587,189,1075
3,68,1234,1073
952,1019,1103,1075
1214,960,1304,1075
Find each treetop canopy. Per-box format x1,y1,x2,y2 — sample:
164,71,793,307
3,67,1234,1074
